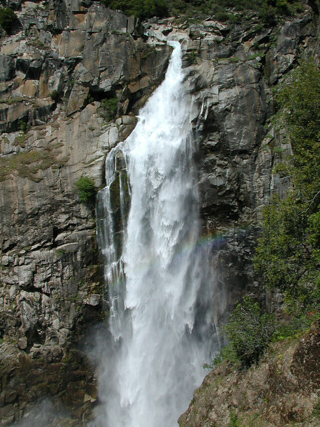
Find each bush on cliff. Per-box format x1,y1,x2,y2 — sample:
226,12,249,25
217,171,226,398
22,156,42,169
100,97,118,122
0,7,17,34
221,297,275,368
75,177,97,204
100,0,168,19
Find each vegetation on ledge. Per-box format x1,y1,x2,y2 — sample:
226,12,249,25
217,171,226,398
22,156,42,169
0,144,68,182
219,296,276,368
99,0,308,23
75,176,97,204
99,97,118,122
0,7,18,34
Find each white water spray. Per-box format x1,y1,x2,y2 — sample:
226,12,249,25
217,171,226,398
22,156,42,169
95,42,217,427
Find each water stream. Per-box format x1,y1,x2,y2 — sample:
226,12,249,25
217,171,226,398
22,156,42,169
95,41,217,427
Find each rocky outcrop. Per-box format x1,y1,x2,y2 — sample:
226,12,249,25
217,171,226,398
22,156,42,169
178,321,320,426
0,0,319,424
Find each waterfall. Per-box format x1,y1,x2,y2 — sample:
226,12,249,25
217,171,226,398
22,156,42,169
95,41,217,427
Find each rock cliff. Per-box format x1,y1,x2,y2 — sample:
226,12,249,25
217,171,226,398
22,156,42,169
179,321,320,426
0,0,319,424
0,1,172,423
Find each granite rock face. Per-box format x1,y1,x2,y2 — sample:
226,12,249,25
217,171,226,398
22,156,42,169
0,0,318,424
178,8,316,317
0,1,171,424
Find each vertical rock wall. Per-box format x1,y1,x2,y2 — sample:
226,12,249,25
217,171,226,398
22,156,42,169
0,1,171,424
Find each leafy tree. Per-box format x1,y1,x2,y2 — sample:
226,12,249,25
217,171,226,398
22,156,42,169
275,61,320,197
223,296,275,367
255,195,310,293
254,60,320,314
0,7,17,34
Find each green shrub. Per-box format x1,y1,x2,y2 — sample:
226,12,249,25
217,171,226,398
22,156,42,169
223,296,275,368
50,90,59,102
100,97,118,122
101,0,168,19
271,314,313,341
0,7,17,34
229,411,240,427
313,398,320,417
214,10,231,22
75,176,97,203
19,120,28,134
211,343,238,368
259,6,277,25
184,50,198,65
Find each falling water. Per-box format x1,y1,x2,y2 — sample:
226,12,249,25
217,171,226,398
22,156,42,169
95,41,216,427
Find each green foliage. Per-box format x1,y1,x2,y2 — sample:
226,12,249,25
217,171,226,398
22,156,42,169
13,133,26,148
271,313,316,341
50,90,59,102
255,60,320,316
258,5,277,25
101,0,168,19
229,411,240,427
214,0,304,21
184,50,198,66
211,343,239,368
19,120,29,134
99,0,306,22
75,176,97,203
223,296,275,368
254,194,311,293
100,97,118,122
214,10,231,22
275,61,320,196
0,7,17,34
313,398,320,417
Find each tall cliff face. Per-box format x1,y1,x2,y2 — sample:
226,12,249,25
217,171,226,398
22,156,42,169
0,1,172,424
178,7,318,321
0,0,318,424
